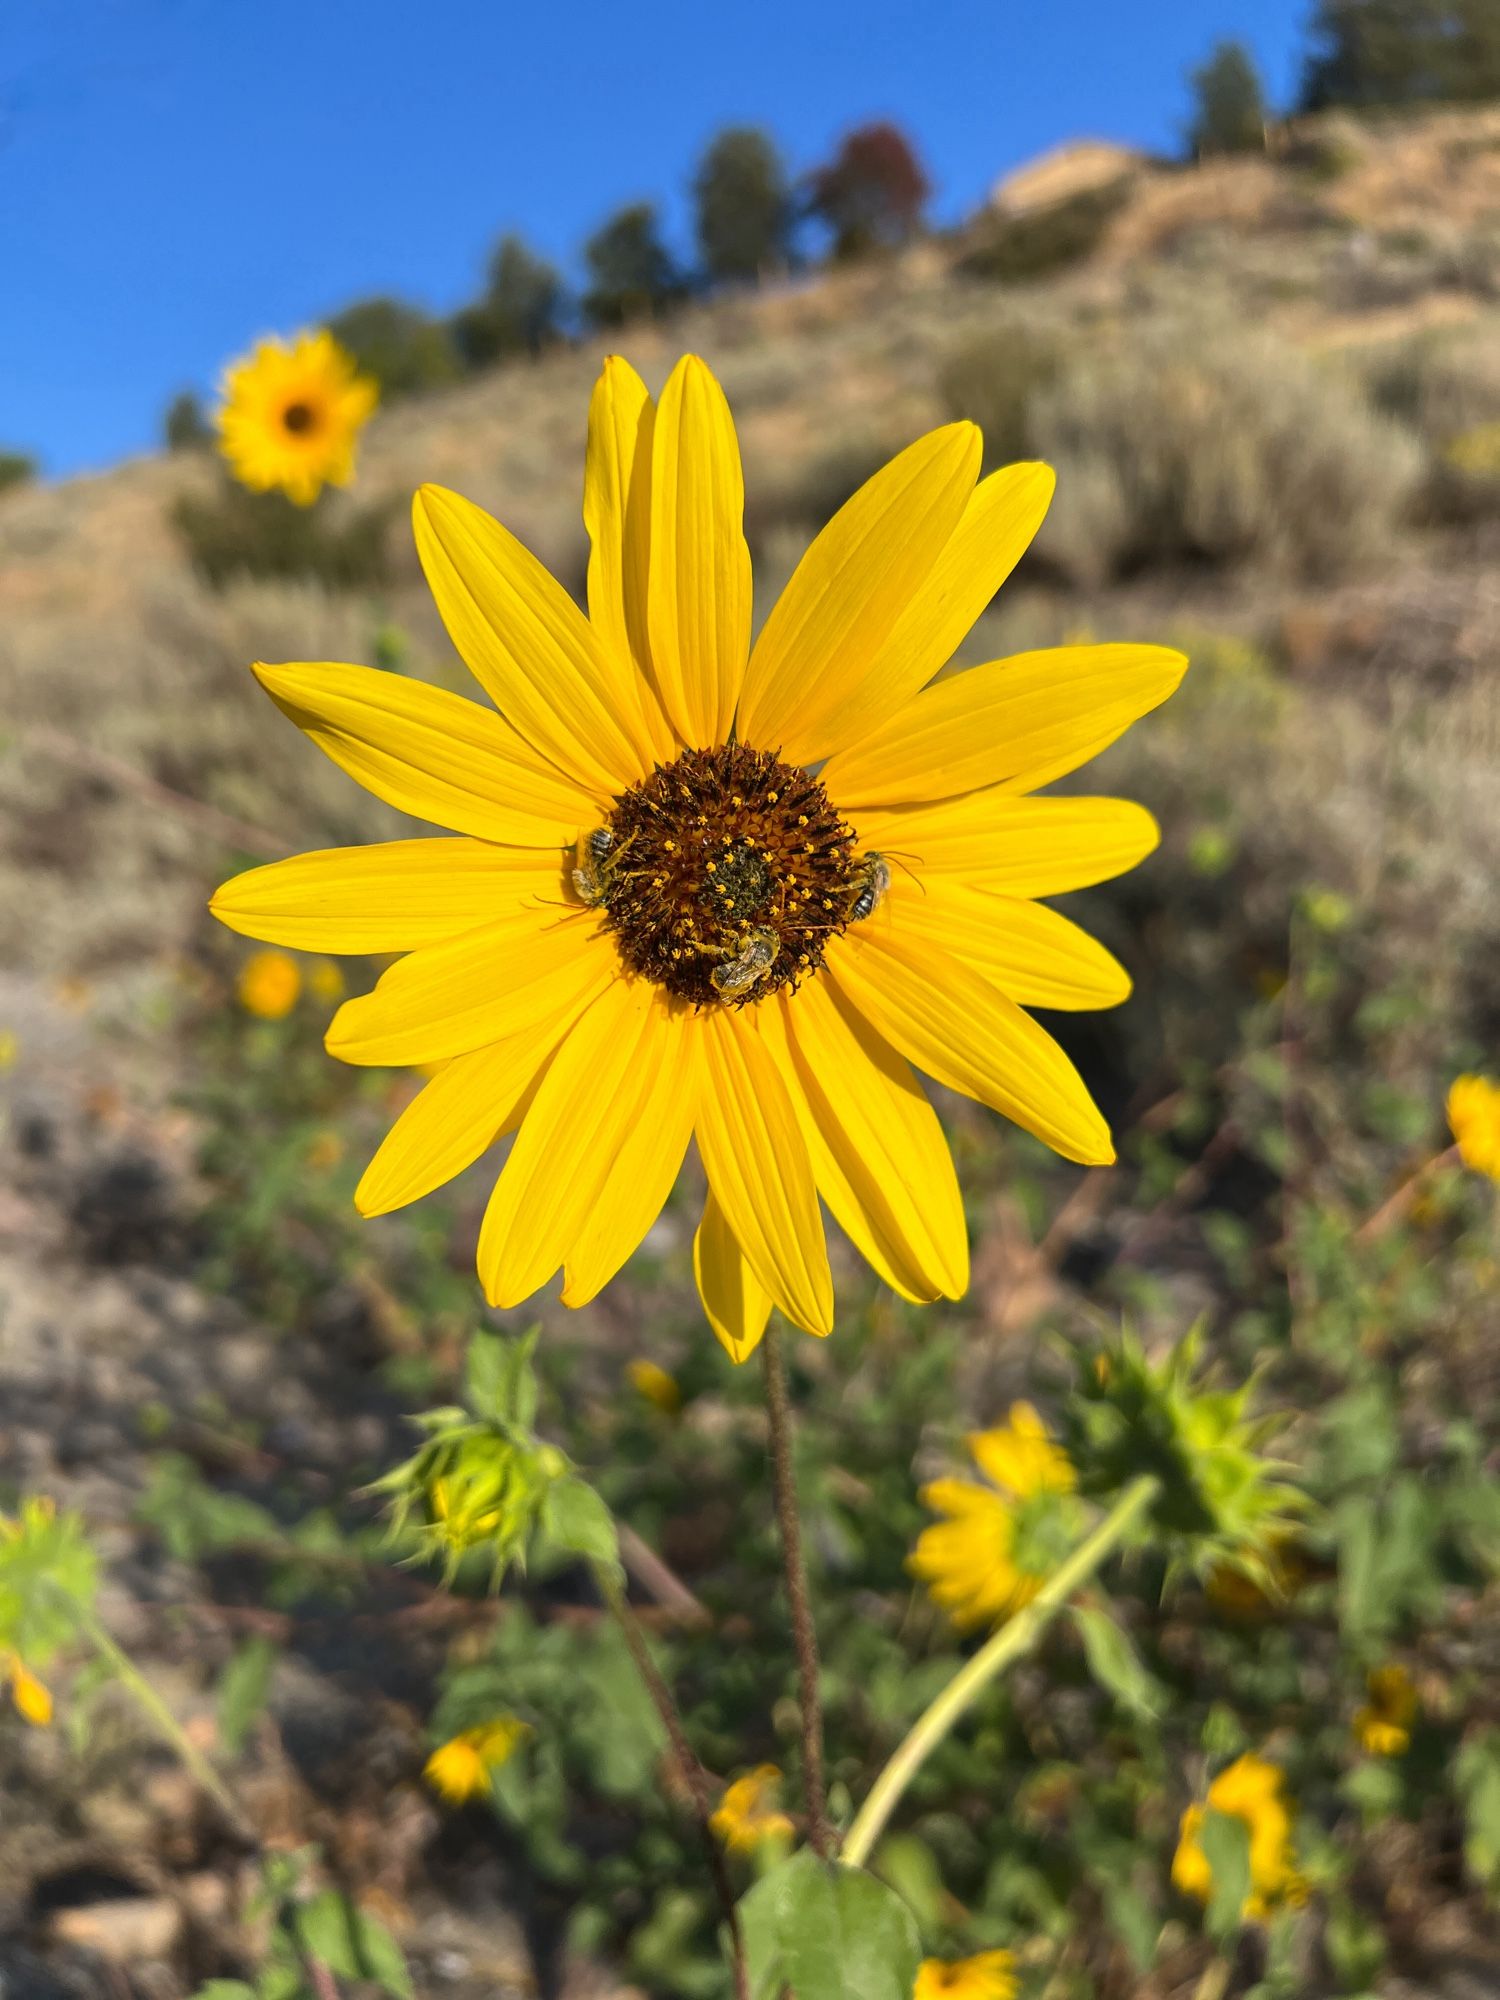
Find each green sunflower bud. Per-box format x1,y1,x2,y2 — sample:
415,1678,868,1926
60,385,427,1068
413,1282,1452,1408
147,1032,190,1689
1056,1323,1306,1587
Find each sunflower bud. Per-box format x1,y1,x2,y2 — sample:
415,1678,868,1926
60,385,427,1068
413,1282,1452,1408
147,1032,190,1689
1057,1324,1305,1587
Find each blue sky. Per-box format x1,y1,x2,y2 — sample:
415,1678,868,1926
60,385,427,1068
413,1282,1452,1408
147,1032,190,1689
4,0,1308,476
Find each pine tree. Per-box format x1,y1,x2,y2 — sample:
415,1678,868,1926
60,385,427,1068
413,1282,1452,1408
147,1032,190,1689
451,235,566,369
1187,40,1269,156
581,204,685,328
693,127,794,284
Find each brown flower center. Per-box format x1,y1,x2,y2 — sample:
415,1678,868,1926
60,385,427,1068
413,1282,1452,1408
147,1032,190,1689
282,400,317,435
577,744,872,1007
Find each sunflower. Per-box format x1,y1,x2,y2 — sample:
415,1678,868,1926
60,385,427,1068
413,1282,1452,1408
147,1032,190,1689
709,1764,796,1853
909,1403,1080,1628
1353,1662,1417,1757
211,355,1184,1355
423,1715,528,1804
217,330,377,507
1447,1074,1500,1181
914,1951,1017,2000
1173,1753,1304,1921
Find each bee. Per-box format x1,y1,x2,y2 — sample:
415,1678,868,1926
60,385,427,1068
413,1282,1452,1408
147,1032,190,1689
710,927,780,999
846,852,893,923
572,826,625,907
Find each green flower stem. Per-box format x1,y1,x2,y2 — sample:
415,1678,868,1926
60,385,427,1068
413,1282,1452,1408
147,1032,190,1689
843,1474,1161,1871
76,1605,243,1824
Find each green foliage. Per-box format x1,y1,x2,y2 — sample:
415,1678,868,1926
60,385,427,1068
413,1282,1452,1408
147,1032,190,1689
739,1854,922,2000
937,323,1065,469
193,1850,411,2000
1028,319,1421,582
164,390,213,450
324,295,459,399
1301,0,1500,111
807,121,930,259
1187,39,1269,156
0,1498,99,1667
0,449,37,493
581,202,686,328
216,1635,277,1755
450,232,566,368
693,127,794,283
172,482,394,590
957,178,1130,283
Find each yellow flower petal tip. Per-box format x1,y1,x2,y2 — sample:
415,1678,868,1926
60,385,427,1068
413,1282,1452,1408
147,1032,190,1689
1353,1662,1416,1756
9,1660,53,1728
216,330,376,507
210,357,1180,1341
423,1716,528,1805
915,1950,1018,2000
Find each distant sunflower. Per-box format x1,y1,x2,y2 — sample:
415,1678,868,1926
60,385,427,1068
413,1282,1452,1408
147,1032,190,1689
914,1951,1017,2000
424,1715,527,1804
217,330,377,506
211,354,1184,1353
910,1402,1080,1628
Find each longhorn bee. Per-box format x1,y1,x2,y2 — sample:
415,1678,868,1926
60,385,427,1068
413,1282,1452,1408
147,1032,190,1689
846,852,893,923
710,927,780,999
572,826,627,907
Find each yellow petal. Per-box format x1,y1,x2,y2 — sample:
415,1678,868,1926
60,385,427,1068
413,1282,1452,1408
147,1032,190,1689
818,461,1054,758
737,423,981,765
693,1188,773,1365
327,911,611,1067
694,1008,833,1336
891,883,1132,1010
477,978,670,1307
560,1000,698,1305
583,358,678,763
764,980,967,1302
413,484,662,793
828,924,1114,1165
854,794,1159,897
646,356,751,747
356,1035,557,1216
822,644,1188,807
211,839,562,953
252,660,598,842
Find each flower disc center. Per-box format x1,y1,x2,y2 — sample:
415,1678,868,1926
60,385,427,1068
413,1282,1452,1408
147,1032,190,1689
282,400,317,436
585,743,862,1007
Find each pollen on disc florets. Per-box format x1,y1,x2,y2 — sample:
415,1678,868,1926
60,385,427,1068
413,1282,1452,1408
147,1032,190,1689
588,743,861,1008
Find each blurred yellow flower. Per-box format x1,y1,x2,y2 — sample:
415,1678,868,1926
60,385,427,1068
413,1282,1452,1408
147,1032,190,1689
910,1403,1079,1630
238,948,301,1020
309,959,347,1004
1443,421,1500,478
710,1764,795,1853
1173,1753,1303,1920
217,329,377,507
914,1951,1017,2000
306,1131,345,1172
6,1655,52,1728
627,1358,682,1414
1353,1663,1416,1757
423,1716,527,1804
1447,1075,1500,1180
0,1030,17,1073
211,351,1184,1351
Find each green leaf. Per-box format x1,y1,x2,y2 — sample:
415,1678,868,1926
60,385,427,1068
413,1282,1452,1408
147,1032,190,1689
738,1852,921,2000
1199,1808,1253,1940
542,1476,619,1569
1455,1730,1500,1890
294,1892,413,1999
1071,1605,1166,1720
466,1327,539,1428
188,1985,257,2000
216,1635,277,1756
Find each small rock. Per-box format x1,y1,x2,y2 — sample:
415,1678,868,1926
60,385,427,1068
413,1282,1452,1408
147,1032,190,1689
49,1894,184,1963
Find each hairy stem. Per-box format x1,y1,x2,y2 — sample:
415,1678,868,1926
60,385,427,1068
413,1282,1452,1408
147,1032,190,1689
843,1475,1160,1870
77,1606,244,1825
760,1325,832,1858
595,1565,750,2000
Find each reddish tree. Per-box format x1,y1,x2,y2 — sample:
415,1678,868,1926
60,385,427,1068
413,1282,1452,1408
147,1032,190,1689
807,121,931,258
